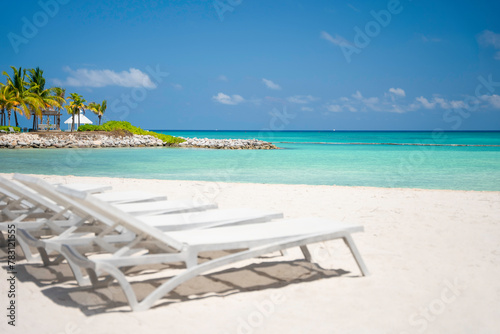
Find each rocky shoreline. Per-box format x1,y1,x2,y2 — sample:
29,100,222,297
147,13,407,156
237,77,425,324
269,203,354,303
178,137,277,149
0,133,278,150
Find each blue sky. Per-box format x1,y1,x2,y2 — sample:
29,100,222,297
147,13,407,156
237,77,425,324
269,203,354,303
1,0,500,130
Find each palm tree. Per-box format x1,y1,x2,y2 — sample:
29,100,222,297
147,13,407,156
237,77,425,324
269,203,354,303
27,67,65,129
88,100,107,125
0,84,21,126
53,87,66,130
65,93,86,131
2,66,43,127
0,83,5,126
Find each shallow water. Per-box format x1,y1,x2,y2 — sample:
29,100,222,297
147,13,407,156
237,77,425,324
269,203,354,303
1,131,499,191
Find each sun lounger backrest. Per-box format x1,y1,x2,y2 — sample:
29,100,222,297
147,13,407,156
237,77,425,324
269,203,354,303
56,185,185,251
13,174,115,226
0,176,63,214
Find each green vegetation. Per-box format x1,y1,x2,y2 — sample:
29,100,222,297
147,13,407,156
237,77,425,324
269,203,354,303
78,121,185,144
0,126,20,132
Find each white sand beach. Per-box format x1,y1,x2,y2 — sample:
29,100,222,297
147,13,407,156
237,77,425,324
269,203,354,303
1,173,500,334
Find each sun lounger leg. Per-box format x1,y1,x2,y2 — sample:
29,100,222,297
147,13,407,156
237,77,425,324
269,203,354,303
93,263,141,309
38,247,65,266
16,233,40,262
342,235,369,276
185,250,198,268
300,246,313,262
67,262,92,286
0,232,6,247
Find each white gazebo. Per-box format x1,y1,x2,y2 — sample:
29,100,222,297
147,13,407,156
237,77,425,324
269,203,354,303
64,114,93,131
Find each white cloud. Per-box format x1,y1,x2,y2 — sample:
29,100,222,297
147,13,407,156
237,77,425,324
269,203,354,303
212,92,245,105
55,67,157,88
432,97,447,109
416,96,436,109
301,107,314,112
287,95,318,104
347,91,380,110
324,89,500,114
171,83,183,90
477,30,500,60
450,100,467,109
217,75,228,81
364,97,379,105
477,30,500,48
262,78,281,90
390,104,406,113
480,94,500,109
388,88,406,97
352,91,363,100
326,104,342,112
320,31,351,46
414,96,482,110
324,89,497,114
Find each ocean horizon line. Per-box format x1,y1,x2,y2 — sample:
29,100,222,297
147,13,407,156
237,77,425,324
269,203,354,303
152,129,500,133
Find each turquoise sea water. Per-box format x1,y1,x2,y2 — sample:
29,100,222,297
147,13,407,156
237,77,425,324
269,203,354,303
1,131,499,191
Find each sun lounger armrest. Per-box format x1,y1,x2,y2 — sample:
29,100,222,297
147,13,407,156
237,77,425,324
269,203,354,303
60,244,96,270
17,228,45,248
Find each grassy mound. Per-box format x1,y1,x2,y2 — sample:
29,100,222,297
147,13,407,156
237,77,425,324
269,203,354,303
0,126,21,132
78,121,184,144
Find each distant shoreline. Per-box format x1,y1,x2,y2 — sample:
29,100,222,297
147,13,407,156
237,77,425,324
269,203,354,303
0,132,278,150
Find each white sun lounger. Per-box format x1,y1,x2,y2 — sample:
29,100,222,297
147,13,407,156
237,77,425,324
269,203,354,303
11,174,282,271
112,199,216,216
0,176,169,226
56,183,112,194
1,176,114,222
7,174,216,220
138,208,283,231
0,177,69,221
17,206,285,285
92,191,167,204
0,177,78,235
51,185,369,312
2,174,210,262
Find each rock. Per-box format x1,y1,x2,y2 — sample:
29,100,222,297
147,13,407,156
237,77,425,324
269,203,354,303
177,137,277,150
0,132,278,150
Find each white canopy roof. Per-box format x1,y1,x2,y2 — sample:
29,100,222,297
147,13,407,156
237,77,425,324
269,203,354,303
64,114,93,124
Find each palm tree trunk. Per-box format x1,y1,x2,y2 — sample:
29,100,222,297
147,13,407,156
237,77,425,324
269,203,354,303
14,111,19,127
71,114,75,132
99,115,101,125
7,110,11,126
78,111,81,129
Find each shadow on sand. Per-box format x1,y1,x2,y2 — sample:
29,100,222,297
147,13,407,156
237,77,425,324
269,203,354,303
3,243,351,315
